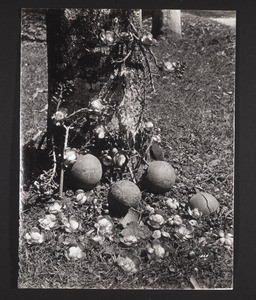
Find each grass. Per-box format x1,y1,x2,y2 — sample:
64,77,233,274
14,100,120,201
19,12,235,289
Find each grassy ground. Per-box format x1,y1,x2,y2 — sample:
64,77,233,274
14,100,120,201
18,12,235,289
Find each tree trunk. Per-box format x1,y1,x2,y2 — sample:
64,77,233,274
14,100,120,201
152,9,182,39
46,9,147,157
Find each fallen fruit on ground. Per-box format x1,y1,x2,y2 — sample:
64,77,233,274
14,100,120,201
108,180,141,215
144,161,176,193
69,154,102,190
188,192,220,215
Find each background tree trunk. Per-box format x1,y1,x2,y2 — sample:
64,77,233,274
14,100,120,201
152,9,182,39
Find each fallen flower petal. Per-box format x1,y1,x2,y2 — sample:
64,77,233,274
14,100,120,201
120,234,138,246
48,202,62,214
95,216,114,235
63,216,81,233
39,214,57,230
175,224,193,240
117,255,140,273
66,246,85,260
147,214,165,229
167,214,183,226
166,198,179,210
25,227,45,244
152,230,161,239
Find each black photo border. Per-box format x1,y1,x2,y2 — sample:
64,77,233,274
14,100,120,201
1,0,256,299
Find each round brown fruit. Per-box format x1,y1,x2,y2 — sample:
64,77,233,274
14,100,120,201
144,161,176,194
108,180,141,215
188,192,220,216
69,154,102,190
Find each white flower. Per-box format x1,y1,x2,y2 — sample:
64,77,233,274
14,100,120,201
94,125,106,139
147,243,167,260
101,154,112,166
51,109,67,126
90,99,104,112
48,202,62,214
188,207,202,219
152,135,161,143
92,234,105,244
95,216,113,236
152,230,161,239
163,61,175,73
113,154,126,167
147,214,165,229
167,214,183,226
217,231,233,249
100,30,115,45
66,246,85,260
63,148,77,167
161,231,171,238
145,205,155,213
63,216,81,233
144,121,154,131
189,219,198,227
166,198,179,210
25,227,45,244
154,244,165,258
39,214,57,230
74,190,87,205
175,224,193,240
120,234,138,246
141,32,153,46
117,256,139,273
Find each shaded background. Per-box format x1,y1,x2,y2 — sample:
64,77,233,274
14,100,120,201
0,0,256,298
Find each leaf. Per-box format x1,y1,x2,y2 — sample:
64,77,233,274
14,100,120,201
119,208,141,228
190,276,201,289
121,222,151,240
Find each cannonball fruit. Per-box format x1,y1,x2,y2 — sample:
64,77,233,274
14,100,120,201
144,161,176,194
189,192,220,216
108,180,141,215
70,154,102,190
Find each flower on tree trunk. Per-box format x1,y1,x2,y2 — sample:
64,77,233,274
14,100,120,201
63,148,78,168
141,32,153,46
51,108,68,126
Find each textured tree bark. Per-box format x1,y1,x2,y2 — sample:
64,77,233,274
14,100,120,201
46,9,145,153
152,9,182,39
